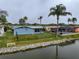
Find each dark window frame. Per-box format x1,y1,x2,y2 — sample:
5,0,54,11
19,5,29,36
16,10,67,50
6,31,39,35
34,29,40,32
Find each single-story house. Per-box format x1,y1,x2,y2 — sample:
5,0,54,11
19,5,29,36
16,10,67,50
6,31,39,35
45,26,60,32
74,27,79,32
45,25,76,33
0,25,4,36
13,26,44,36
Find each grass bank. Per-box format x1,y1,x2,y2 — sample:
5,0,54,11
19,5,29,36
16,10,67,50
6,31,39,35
0,31,79,48
62,34,79,39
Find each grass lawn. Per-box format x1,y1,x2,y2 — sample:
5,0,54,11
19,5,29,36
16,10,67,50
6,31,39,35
0,31,79,48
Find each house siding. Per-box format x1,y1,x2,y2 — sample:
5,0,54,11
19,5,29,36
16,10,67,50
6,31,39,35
13,26,44,36
14,27,34,35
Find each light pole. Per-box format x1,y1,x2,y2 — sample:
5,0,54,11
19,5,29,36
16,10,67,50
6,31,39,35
16,31,18,41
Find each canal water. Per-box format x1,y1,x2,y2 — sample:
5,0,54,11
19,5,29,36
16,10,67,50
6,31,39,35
0,40,79,59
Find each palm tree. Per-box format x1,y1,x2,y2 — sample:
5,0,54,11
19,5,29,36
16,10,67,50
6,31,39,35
68,18,72,24
0,10,8,16
19,18,24,24
23,16,28,20
0,10,8,24
0,15,7,24
48,4,72,35
72,17,77,25
38,16,43,24
19,16,28,25
68,17,77,25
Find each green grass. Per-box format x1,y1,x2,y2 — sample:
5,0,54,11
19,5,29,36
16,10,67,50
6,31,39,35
16,32,56,41
0,31,61,47
0,31,79,48
62,34,79,39
15,33,62,46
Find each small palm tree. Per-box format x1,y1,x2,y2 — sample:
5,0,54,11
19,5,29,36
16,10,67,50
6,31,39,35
38,16,43,24
23,16,28,20
0,10,8,24
48,4,72,35
68,17,77,25
19,18,24,24
68,18,72,24
0,10,8,16
19,16,28,25
72,17,77,25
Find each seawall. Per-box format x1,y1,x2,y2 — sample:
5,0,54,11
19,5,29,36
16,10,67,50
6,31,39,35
0,38,77,55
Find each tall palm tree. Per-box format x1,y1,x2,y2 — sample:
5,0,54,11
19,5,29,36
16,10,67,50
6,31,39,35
19,16,28,25
38,16,43,24
48,4,72,35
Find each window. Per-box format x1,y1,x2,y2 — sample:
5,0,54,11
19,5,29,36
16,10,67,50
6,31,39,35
35,29,40,32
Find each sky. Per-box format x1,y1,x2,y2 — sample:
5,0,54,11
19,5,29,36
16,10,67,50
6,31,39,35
0,0,79,24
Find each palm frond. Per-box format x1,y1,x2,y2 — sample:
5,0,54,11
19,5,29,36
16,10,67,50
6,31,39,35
72,17,77,21
68,18,72,22
48,4,72,19
0,10,8,16
59,4,66,11
38,16,43,19
61,12,72,16
65,12,72,15
50,7,56,11
48,12,56,17
23,16,28,20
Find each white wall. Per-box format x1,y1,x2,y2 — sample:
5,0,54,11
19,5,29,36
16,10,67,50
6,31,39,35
0,27,4,36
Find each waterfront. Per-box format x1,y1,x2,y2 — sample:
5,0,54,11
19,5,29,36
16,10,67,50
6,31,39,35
0,40,79,59
0,39,75,54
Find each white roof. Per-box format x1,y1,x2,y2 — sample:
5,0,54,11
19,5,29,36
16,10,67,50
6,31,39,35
13,26,44,29
27,26,44,29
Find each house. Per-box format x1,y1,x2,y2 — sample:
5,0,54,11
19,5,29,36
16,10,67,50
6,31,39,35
45,26,60,32
13,26,44,36
0,25,4,36
45,25,76,33
59,26,75,32
74,27,79,32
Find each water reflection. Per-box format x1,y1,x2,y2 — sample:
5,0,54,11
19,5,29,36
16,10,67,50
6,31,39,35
55,40,76,59
56,45,58,59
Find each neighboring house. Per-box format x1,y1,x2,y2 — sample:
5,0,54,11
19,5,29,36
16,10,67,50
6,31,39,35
45,26,60,32
59,26,75,32
0,25,4,36
13,26,44,36
45,25,76,33
74,27,79,32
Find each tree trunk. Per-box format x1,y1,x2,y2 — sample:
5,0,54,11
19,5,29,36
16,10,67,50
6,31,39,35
73,21,75,25
56,16,59,36
40,19,41,24
68,21,69,25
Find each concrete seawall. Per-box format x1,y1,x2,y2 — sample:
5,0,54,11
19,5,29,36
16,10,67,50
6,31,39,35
0,38,77,55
